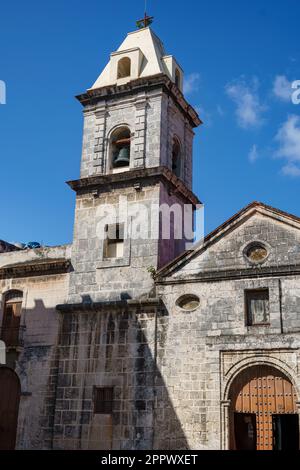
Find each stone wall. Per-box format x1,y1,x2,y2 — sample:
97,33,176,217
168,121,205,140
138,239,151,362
160,94,194,190
79,84,194,190
155,275,300,449
69,183,160,303
0,245,70,449
80,89,164,178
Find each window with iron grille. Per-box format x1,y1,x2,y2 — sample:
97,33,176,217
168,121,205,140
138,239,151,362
245,289,270,326
94,387,113,414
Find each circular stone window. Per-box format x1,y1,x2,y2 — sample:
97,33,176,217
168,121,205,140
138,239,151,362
176,294,200,312
245,242,268,264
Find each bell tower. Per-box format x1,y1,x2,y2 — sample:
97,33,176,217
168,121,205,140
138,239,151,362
67,21,201,303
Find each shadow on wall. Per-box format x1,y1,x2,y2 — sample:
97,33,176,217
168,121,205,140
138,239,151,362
52,304,189,450
0,298,61,450
0,298,188,450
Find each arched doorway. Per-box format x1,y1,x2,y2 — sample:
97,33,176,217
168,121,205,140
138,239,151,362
229,365,299,450
0,367,21,449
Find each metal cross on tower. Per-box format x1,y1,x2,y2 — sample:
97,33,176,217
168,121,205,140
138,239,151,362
136,0,154,29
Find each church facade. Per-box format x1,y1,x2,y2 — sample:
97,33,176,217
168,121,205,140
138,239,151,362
0,24,300,451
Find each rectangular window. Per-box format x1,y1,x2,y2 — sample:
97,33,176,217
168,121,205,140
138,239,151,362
1,291,23,348
104,223,124,259
245,289,270,326
94,387,113,414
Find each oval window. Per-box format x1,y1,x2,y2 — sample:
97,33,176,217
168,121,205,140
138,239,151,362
245,243,268,264
176,294,200,312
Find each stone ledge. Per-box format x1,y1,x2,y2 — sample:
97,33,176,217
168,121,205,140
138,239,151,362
67,166,201,207
56,297,162,313
76,73,202,129
157,263,300,285
0,258,71,279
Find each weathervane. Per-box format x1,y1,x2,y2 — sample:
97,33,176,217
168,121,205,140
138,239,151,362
136,0,154,29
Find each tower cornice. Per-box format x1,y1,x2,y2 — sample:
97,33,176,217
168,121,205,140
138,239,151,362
76,74,202,129
67,166,201,207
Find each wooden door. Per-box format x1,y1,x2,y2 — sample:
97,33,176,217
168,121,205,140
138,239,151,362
230,365,298,450
0,367,20,449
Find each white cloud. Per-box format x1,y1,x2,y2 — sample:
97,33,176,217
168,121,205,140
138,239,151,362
225,77,266,129
281,164,300,177
184,73,200,95
275,115,300,176
273,75,292,102
248,144,259,163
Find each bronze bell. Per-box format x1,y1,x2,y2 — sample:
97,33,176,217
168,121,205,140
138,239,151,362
113,146,130,167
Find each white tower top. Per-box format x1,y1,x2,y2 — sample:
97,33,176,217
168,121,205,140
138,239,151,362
90,27,184,92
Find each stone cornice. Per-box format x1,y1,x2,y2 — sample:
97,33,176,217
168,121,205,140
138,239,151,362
56,298,162,313
0,258,71,279
76,74,201,128
67,166,201,207
156,264,300,285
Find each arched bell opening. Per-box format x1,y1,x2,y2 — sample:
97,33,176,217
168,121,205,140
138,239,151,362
109,126,131,173
228,365,299,450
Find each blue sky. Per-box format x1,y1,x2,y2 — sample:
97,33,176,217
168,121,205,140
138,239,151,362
0,0,299,246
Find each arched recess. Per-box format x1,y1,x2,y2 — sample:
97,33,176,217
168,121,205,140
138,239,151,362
226,364,299,450
117,57,131,79
0,366,21,449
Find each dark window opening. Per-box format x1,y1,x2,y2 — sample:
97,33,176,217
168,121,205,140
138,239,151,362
172,138,181,178
94,387,113,414
245,289,270,326
175,68,181,88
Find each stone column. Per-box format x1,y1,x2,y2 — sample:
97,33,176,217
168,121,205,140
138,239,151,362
220,400,231,450
93,104,107,174
133,92,147,168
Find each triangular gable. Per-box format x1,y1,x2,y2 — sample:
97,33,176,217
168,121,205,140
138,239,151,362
157,201,300,279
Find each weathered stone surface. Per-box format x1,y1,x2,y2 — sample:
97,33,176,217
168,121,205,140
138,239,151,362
1,26,300,453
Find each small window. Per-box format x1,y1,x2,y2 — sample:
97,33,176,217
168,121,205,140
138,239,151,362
117,57,131,79
104,223,124,259
1,290,23,347
172,138,181,178
175,68,181,88
176,294,200,312
245,242,268,264
245,289,270,326
111,127,131,169
94,387,113,414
